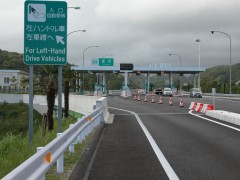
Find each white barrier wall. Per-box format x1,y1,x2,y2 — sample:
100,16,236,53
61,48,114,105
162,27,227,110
96,97,110,123
188,101,240,127
205,110,240,126
0,93,101,115
63,94,100,115
0,94,24,103
0,94,47,104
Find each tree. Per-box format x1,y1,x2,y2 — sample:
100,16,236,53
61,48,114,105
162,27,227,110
46,81,56,131
20,76,28,89
10,76,18,91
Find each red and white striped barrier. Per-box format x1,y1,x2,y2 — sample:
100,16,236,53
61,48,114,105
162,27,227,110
191,103,240,127
189,102,214,113
195,103,204,112
189,102,197,110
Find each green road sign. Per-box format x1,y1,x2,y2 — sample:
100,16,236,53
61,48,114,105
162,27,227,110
24,1,67,65
99,58,114,66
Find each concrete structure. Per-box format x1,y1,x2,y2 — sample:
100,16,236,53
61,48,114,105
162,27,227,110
189,101,240,127
0,70,29,91
0,93,101,115
72,65,206,95
205,110,240,126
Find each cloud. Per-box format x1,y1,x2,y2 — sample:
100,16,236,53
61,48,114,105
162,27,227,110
0,0,239,67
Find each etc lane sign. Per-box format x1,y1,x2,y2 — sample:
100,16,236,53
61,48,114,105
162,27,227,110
24,1,67,65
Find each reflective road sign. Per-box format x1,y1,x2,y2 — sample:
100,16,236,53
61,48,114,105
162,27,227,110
24,1,67,65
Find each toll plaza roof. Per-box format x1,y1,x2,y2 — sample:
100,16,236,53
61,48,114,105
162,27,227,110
71,66,206,74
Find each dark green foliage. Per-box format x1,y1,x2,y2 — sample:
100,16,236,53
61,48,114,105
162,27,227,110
0,103,42,140
0,109,79,179
201,63,240,93
107,73,124,90
0,50,25,71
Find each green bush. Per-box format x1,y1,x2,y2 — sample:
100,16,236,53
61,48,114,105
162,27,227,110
0,103,42,140
0,103,87,179
0,116,79,178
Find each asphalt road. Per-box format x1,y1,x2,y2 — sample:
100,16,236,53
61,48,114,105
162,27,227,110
78,95,240,180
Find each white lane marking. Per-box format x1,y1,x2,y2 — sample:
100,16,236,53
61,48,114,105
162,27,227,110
109,107,179,180
113,113,188,116
189,110,240,132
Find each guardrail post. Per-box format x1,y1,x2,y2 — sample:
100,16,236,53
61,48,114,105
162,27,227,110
69,124,75,153
78,131,83,143
77,118,83,143
36,147,45,180
88,124,91,135
57,133,64,173
82,130,86,140
87,124,90,135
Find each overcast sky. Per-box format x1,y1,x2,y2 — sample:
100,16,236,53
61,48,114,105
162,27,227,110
0,0,240,68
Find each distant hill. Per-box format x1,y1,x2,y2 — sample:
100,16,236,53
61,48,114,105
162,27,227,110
200,64,240,93
0,49,239,93
0,49,26,71
201,64,240,83
0,49,44,75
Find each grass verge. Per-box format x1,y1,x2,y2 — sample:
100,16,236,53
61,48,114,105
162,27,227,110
45,132,94,180
0,105,94,180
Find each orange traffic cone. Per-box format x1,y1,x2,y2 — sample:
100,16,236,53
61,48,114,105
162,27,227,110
134,95,137,100
124,91,127,99
144,95,148,102
151,96,155,103
159,96,163,104
179,99,184,107
138,95,141,101
169,97,173,106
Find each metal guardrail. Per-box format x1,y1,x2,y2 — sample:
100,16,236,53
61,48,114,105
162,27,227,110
3,106,105,180
181,92,240,99
203,93,240,98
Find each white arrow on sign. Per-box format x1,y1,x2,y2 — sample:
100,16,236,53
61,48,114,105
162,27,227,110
56,35,65,45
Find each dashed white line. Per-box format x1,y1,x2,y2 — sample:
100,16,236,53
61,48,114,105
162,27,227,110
113,112,188,116
109,107,179,180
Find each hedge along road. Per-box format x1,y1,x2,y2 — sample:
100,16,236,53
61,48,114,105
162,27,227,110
82,95,240,180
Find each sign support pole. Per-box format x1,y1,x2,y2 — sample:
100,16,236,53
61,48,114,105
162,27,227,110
29,65,33,146
26,0,37,148
58,65,62,133
147,72,150,94
212,88,216,110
